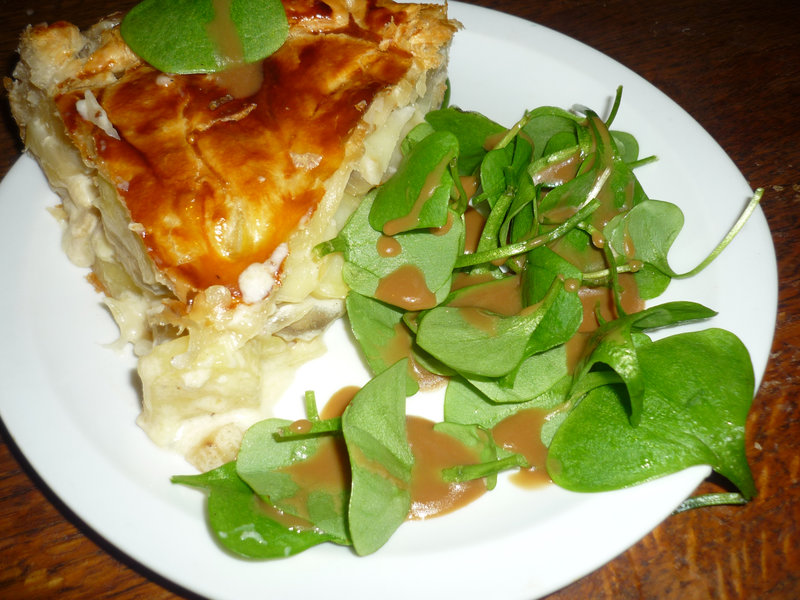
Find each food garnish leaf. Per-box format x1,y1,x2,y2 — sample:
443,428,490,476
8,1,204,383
235,418,350,542
415,277,563,378
121,0,288,74
346,291,420,395
369,131,458,234
548,329,756,498
425,107,505,175
444,374,571,431
321,190,463,310
572,301,717,425
342,360,414,556
172,463,339,558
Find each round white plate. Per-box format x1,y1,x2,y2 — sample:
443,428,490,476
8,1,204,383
0,3,777,599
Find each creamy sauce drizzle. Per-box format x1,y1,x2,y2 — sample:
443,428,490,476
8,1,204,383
253,495,315,531
458,307,500,336
431,210,454,236
459,175,478,200
532,149,582,186
482,131,507,150
578,273,643,333
447,274,522,316
277,434,350,519
380,322,445,390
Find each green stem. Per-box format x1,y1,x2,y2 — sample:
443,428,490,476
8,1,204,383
276,417,342,440
450,158,470,214
673,492,749,513
578,221,625,316
455,199,600,268
582,261,643,284
441,453,530,483
605,85,623,127
673,188,764,279
489,111,533,151
304,390,320,421
476,189,514,254
628,155,658,169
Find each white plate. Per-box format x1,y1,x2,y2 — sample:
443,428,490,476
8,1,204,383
0,3,777,599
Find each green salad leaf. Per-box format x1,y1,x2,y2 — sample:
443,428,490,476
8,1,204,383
342,360,414,555
172,463,340,558
121,0,288,74
548,329,756,498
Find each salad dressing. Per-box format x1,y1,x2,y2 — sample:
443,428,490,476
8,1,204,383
431,210,455,236
458,307,500,336
463,207,486,254
379,321,443,389
407,416,487,519
376,234,402,257
382,154,452,236
491,408,551,488
482,131,507,150
532,149,582,186
207,0,264,98
578,273,643,332
374,264,437,310
253,495,316,531
277,434,350,518
321,386,360,419
459,175,478,200
450,270,497,291
447,274,523,316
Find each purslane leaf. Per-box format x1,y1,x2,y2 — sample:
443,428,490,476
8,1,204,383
236,419,350,542
327,191,464,310
548,328,756,498
121,0,288,74
369,130,458,234
342,360,414,556
425,107,505,175
172,463,340,559
346,291,420,395
572,301,717,425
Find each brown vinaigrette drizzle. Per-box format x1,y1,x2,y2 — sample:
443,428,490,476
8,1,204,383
207,0,265,98
320,385,360,420
382,155,453,236
376,234,403,257
374,263,438,311
491,408,551,488
406,416,487,519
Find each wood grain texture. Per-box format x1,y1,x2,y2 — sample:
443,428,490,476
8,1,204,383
1,0,798,598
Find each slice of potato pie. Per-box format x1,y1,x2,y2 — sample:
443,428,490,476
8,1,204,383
7,0,458,469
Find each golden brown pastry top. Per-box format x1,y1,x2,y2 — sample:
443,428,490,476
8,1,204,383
46,0,457,302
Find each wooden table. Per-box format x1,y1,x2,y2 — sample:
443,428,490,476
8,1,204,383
1,1,798,598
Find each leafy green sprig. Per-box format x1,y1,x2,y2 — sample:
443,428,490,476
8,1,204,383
121,0,288,74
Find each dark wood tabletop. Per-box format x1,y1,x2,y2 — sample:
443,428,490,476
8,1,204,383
1,1,798,598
